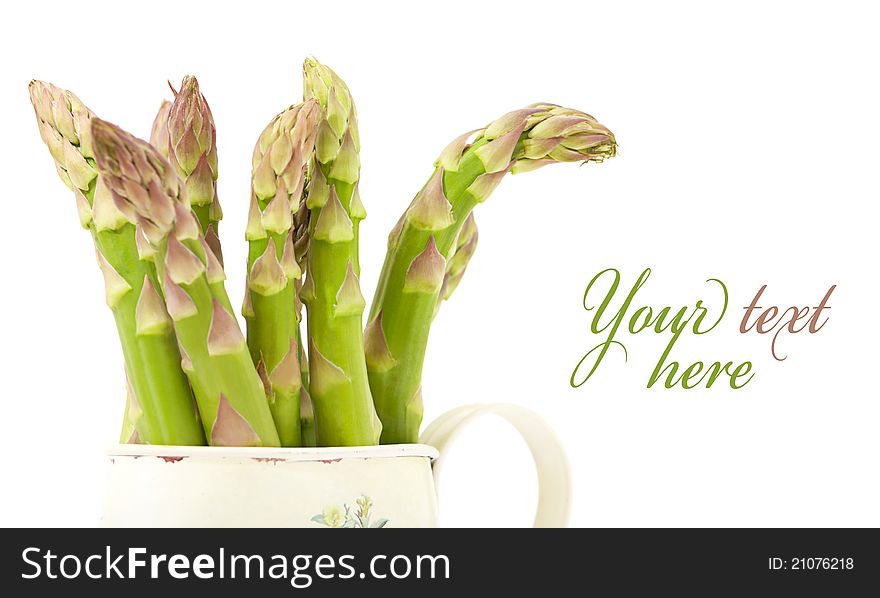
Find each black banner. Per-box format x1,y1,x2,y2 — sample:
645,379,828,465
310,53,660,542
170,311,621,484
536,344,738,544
1,529,877,595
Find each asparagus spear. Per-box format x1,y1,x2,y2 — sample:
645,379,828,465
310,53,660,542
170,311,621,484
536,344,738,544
368,104,617,443
166,76,224,265
301,58,380,446
90,117,280,447
244,101,319,446
110,99,177,444
111,97,181,444
29,81,204,446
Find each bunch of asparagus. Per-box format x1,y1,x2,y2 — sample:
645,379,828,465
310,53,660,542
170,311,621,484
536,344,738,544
29,59,616,447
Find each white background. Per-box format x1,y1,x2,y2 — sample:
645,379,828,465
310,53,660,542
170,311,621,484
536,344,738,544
1,0,877,527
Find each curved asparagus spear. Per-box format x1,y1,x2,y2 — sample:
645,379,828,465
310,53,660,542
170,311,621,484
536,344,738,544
91,118,280,447
244,100,319,446
29,81,204,446
302,58,380,446
368,104,617,443
166,76,224,265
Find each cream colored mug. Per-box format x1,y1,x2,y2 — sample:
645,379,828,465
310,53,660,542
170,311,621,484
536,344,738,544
102,404,570,528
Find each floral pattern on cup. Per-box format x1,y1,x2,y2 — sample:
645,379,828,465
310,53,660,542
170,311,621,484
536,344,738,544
312,495,389,528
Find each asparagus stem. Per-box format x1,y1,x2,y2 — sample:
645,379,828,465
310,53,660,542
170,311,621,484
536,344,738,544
302,58,380,446
91,118,280,447
368,105,617,443
244,101,318,446
29,81,205,446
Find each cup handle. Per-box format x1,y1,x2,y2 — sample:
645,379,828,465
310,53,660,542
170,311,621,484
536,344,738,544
420,404,571,528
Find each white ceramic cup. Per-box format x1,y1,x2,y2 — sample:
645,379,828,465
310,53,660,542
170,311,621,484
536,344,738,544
102,403,570,528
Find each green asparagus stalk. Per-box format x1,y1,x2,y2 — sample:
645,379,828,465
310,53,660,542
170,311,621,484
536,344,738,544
91,117,280,447
112,98,176,443
29,81,205,446
301,58,380,446
243,101,319,446
165,76,224,265
110,97,179,443
368,104,617,443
